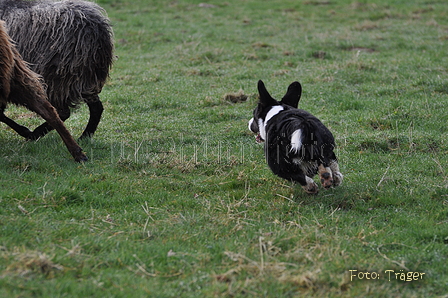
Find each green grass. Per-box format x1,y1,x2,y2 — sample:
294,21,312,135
1,0,447,296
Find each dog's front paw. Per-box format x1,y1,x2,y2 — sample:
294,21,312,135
333,172,343,187
303,177,319,194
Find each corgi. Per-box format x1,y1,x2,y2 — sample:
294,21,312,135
248,80,343,194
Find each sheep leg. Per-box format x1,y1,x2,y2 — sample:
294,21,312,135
25,101,87,162
0,106,34,139
29,107,70,140
0,108,66,141
80,94,103,139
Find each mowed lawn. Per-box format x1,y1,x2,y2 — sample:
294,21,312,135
1,0,447,297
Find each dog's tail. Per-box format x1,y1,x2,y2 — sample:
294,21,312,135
288,115,336,164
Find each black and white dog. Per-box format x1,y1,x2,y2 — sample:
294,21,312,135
248,80,343,194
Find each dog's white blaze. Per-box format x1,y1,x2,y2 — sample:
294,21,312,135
248,118,254,131
259,106,284,140
290,129,302,153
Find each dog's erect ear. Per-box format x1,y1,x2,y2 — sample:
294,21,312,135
257,80,278,107
281,81,302,108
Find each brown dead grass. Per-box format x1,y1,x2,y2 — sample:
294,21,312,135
2,247,63,278
223,89,248,103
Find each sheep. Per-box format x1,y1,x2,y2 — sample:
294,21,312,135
0,0,114,140
0,20,87,162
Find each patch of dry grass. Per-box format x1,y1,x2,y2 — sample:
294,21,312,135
1,248,63,279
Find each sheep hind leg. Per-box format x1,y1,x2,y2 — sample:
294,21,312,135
29,107,70,140
0,105,34,139
79,94,103,140
26,100,87,162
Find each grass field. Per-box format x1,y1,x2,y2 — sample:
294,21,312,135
1,0,447,297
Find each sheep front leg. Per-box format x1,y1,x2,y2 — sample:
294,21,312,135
80,94,104,139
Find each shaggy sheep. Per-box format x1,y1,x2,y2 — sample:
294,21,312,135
0,21,87,162
0,0,114,139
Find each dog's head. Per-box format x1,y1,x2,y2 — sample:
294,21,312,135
248,80,302,142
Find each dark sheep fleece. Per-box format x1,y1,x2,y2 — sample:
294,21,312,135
0,0,114,139
0,21,87,162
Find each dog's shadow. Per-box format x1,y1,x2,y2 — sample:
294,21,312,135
291,186,357,211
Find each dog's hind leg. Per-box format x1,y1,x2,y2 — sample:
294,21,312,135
80,94,104,139
302,176,319,194
329,160,343,187
275,169,319,194
318,164,334,189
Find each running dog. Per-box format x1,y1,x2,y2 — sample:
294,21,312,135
248,80,342,194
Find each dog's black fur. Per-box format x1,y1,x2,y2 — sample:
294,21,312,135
248,80,342,194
